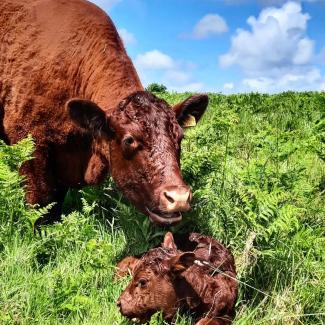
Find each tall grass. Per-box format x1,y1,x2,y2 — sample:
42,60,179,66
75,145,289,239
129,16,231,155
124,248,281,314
0,92,324,324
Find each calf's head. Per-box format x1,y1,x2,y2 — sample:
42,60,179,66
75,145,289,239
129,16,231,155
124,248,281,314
116,232,195,322
66,91,208,225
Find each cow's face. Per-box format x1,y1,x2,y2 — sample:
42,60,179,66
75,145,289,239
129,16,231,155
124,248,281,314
66,91,208,225
117,233,195,322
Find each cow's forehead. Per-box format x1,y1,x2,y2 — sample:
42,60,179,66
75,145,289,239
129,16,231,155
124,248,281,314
117,91,175,123
112,95,182,144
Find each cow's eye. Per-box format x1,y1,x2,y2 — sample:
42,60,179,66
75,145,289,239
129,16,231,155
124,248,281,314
124,136,134,146
137,278,147,288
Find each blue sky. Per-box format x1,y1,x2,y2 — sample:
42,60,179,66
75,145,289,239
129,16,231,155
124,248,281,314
90,0,325,93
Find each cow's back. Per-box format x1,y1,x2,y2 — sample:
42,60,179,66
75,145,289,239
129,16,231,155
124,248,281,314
0,0,142,145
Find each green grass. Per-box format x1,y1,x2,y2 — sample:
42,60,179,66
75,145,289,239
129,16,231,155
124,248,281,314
0,91,324,324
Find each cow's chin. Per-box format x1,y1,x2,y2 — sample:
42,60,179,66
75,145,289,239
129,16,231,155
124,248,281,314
145,208,182,225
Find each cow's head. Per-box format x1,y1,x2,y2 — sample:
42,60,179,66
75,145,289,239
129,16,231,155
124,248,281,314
66,91,208,225
116,232,195,322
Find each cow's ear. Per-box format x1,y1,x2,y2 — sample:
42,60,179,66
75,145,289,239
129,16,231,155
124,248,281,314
172,94,209,128
162,232,177,250
168,252,195,274
66,98,114,137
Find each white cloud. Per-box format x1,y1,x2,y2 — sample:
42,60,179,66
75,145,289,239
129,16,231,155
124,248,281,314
219,1,325,92
242,67,325,92
171,82,204,92
164,70,191,84
223,82,234,90
88,0,121,10
293,38,314,64
135,50,175,70
222,82,235,94
220,2,312,74
225,0,325,5
118,28,136,46
135,50,204,92
192,14,228,39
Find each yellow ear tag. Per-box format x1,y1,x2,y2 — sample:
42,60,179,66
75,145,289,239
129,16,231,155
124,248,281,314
183,114,196,128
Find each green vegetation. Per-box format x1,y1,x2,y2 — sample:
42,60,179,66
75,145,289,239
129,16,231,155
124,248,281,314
0,92,324,324
145,83,168,93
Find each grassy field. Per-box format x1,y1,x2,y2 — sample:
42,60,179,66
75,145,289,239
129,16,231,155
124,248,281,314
0,92,324,324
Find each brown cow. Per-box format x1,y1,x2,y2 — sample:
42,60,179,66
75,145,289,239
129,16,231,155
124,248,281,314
0,0,208,225
117,232,238,325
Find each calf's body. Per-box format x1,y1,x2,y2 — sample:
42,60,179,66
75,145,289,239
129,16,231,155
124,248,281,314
117,232,238,324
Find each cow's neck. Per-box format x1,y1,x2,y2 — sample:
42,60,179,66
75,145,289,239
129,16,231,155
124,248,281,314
76,36,144,112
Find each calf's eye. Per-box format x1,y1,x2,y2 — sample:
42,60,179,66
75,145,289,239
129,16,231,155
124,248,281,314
137,278,147,288
124,136,134,146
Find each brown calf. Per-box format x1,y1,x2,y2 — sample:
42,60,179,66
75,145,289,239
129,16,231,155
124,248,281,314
117,232,238,324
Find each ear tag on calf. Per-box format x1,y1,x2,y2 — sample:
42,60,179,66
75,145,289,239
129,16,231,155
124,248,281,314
183,114,196,127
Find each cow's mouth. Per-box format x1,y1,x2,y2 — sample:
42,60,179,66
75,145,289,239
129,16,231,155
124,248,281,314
145,208,182,225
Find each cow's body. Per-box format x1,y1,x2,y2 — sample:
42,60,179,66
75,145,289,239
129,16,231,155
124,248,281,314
0,0,208,225
0,0,141,187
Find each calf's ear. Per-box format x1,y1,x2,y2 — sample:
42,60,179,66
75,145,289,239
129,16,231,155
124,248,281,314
115,256,140,279
162,232,177,250
172,94,209,128
169,252,195,274
66,98,114,138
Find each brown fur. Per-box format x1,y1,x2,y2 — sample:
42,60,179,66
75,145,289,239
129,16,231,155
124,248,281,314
0,0,208,225
117,232,238,324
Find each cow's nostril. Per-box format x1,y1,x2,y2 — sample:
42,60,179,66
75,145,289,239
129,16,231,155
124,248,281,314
116,300,121,308
164,192,175,204
188,191,192,203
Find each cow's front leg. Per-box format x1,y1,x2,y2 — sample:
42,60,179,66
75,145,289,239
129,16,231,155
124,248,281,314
20,146,67,227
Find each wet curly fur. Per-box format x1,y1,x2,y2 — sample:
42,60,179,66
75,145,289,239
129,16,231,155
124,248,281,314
117,233,238,325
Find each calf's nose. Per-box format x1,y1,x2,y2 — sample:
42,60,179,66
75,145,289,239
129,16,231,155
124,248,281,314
160,186,192,212
116,299,121,309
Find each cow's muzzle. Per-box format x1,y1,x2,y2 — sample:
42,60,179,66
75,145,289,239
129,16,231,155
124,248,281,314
145,185,192,225
160,185,192,213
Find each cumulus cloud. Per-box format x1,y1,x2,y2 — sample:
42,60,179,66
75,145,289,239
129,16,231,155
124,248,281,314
223,82,234,90
118,28,136,46
219,2,313,73
172,82,204,92
224,0,325,6
192,14,228,39
219,1,325,92
88,0,121,10
135,50,175,70
135,50,204,92
242,67,325,92
164,70,191,84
